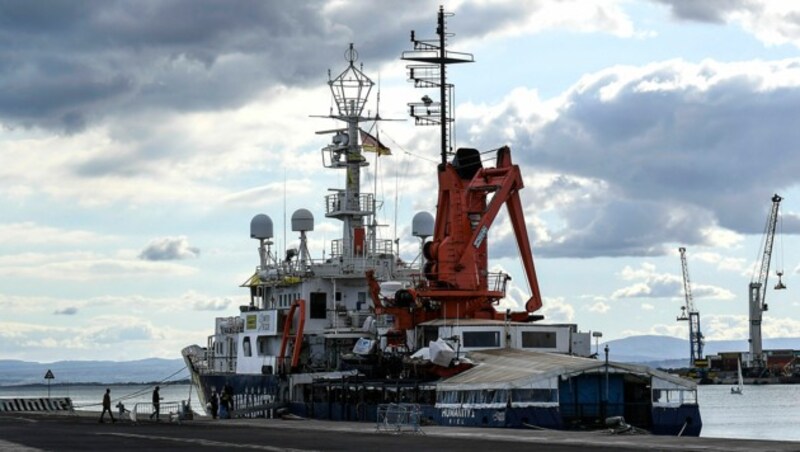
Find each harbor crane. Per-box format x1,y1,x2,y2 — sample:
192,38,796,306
749,194,786,369
677,247,704,367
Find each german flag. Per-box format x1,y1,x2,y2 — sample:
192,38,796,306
359,128,391,156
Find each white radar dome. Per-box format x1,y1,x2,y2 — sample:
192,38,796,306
291,208,314,232
412,211,434,238
250,214,274,240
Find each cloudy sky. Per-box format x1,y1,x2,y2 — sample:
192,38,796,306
3,0,800,363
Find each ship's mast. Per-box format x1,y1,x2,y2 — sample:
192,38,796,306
402,5,474,164
323,45,374,260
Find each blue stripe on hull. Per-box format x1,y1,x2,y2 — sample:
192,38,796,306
435,406,562,428
291,401,699,436
651,405,702,436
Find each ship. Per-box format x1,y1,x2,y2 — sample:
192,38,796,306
182,7,701,436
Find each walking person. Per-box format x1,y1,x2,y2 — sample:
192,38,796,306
209,389,219,419
98,388,116,423
219,389,230,419
149,386,163,421
224,383,234,412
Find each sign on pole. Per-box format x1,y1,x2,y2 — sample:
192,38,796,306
44,369,54,397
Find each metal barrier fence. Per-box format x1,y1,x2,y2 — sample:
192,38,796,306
131,400,191,423
376,403,423,434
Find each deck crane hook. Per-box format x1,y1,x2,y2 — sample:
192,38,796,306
775,271,787,290
677,305,688,321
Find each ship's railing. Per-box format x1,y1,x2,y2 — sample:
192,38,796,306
488,271,511,293
229,394,282,419
130,400,191,423
325,192,374,217
313,255,403,279
328,239,395,259
376,403,423,434
252,252,414,282
411,271,510,295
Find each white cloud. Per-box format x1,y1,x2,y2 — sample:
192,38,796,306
0,222,115,246
612,262,735,301
588,302,611,314
621,312,800,341
654,1,800,48
457,0,642,41
459,57,800,258
613,263,682,299
139,236,201,261
538,297,576,323
183,292,235,311
0,317,211,361
0,251,197,281
691,251,748,273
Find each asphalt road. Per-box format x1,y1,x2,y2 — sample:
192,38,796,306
2,412,798,452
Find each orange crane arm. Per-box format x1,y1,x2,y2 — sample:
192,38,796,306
457,146,542,312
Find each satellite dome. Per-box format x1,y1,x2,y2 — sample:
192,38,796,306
291,208,314,232
412,211,434,238
250,214,273,240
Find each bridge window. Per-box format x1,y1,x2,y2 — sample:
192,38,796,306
463,331,500,348
521,331,557,348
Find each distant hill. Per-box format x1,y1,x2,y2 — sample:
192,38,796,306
0,358,186,386
601,335,800,367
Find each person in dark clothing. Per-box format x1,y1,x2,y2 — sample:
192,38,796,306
223,383,234,412
99,388,116,423
149,386,162,421
209,389,219,419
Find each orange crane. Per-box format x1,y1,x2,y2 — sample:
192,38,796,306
367,7,542,333
367,146,543,330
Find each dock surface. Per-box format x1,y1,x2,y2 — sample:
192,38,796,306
1,411,799,451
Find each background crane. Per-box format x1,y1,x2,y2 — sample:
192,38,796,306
748,194,786,369
677,247,704,367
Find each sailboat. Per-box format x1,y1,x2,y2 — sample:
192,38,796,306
731,358,744,394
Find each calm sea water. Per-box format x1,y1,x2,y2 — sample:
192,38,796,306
698,384,800,441
0,383,205,415
1,383,798,441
